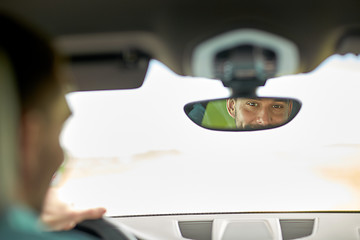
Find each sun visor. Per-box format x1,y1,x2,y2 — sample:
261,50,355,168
55,33,158,91
69,52,150,91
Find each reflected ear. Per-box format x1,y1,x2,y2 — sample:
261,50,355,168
226,99,236,118
288,101,293,117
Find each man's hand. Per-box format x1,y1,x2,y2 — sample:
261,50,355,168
41,188,106,231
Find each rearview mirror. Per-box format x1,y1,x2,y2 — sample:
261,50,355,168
184,97,301,131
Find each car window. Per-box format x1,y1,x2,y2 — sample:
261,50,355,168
57,54,360,216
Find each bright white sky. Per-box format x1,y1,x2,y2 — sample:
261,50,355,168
59,54,360,216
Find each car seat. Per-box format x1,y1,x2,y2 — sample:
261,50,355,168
0,49,19,211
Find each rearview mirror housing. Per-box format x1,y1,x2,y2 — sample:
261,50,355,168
184,97,301,131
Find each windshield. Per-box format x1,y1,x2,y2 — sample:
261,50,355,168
58,54,360,216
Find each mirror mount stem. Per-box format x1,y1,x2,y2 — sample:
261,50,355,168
223,78,266,98
230,88,257,98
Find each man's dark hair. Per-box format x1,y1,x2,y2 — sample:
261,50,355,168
0,13,61,113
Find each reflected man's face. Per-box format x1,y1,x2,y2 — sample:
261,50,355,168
226,98,292,129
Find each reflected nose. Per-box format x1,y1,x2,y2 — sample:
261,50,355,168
256,109,271,125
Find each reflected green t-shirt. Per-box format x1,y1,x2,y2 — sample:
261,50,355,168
202,100,236,129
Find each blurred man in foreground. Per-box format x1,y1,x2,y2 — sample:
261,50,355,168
0,13,105,238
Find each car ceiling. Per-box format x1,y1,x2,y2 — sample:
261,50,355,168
1,0,360,87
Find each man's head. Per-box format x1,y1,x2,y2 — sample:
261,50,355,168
0,13,71,213
226,97,293,130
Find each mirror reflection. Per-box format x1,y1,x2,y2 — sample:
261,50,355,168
184,97,301,131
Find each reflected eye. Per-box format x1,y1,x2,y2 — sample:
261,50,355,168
272,104,284,109
246,101,258,107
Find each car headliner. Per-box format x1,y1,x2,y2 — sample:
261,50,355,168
1,0,360,89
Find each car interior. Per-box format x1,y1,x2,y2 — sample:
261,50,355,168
1,0,360,239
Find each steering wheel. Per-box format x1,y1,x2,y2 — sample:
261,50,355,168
71,218,137,240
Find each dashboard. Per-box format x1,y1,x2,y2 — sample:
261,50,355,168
109,212,360,240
